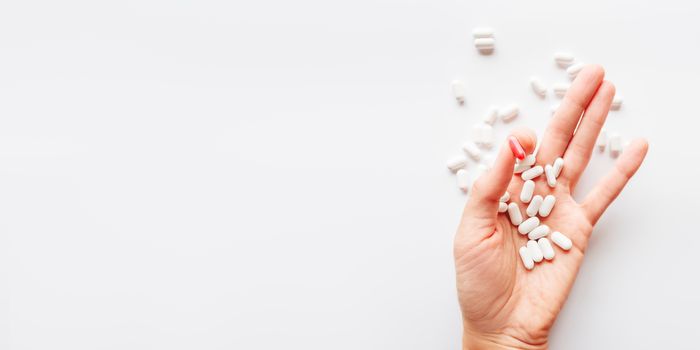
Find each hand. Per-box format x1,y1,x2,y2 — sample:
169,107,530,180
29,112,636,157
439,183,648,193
454,65,649,349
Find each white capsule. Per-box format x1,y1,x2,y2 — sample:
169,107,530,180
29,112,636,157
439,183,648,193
538,195,556,217
526,195,543,217
521,165,544,181
611,95,623,110
499,105,519,122
483,105,499,125
446,155,467,172
554,52,575,68
553,157,564,178
609,133,622,158
596,129,608,152
537,238,555,260
518,216,540,235
473,123,494,149
528,224,550,240
462,141,482,161
552,83,570,98
507,202,523,226
472,27,495,38
522,154,537,166
567,62,585,79
474,38,495,53
520,180,535,203
527,240,544,263
514,162,532,174
499,191,510,202
519,246,534,270
530,77,547,98
551,231,572,251
456,169,469,192
544,164,557,187
451,80,466,104
498,202,508,213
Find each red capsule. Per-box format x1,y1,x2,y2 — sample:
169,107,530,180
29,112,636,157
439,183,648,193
508,136,525,160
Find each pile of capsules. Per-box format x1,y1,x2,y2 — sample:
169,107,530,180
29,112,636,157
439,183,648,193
501,139,572,270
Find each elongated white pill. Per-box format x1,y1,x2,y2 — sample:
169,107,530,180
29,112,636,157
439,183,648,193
520,180,535,203
553,83,570,98
537,238,555,260
521,165,544,181
499,105,519,122
554,52,575,68
553,157,564,177
518,216,540,235
544,164,557,187
498,202,508,213
499,191,510,202
474,38,495,52
507,202,523,226
567,63,585,79
528,224,550,240
462,141,482,161
483,106,499,125
452,80,466,104
526,195,543,217
514,162,532,174
611,95,623,110
609,133,622,158
551,231,572,250
472,27,495,38
522,154,536,166
538,195,556,217
456,169,469,192
596,129,607,151
527,240,544,262
530,77,547,98
519,246,534,270
473,123,494,149
446,155,468,172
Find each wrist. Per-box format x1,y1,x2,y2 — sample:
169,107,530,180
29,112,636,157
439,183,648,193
463,329,548,350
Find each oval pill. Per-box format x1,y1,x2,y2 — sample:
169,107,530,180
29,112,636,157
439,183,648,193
519,246,534,270
552,83,570,98
611,95,623,110
462,141,482,161
499,105,519,122
522,154,536,166
544,164,557,187
528,224,550,240
538,195,556,217
527,240,544,263
526,195,543,217
446,155,467,172
452,80,466,104
507,202,523,226
520,180,535,203
473,123,494,149
554,52,575,68
483,105,499,125
551,231,572,251
521,165,544,181
609,133,622,157
474,38,495,52
518,216,540,235
472,27,495,38
553,157,564,178
530,77,547,98
567,63,585,79
499,191,510,202
514,162,531,174
498,202,508,213
456,169,469,192
537,238,555,260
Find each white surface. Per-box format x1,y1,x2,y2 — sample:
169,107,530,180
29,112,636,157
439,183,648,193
0,0,698,349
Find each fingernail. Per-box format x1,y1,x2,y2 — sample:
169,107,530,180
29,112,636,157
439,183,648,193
508,136,526,160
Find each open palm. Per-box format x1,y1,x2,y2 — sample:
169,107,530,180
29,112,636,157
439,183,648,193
454,65,648,349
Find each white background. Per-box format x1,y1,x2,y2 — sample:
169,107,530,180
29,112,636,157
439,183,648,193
0,0,698,349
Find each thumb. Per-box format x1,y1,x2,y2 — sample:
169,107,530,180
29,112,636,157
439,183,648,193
464,128,538,222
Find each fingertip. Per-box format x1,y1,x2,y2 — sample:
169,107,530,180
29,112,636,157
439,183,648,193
600,80,616,97
584,64,605,80
510,127,537,154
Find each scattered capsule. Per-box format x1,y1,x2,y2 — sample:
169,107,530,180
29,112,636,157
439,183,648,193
472,27,494,38
452,80,466,104
537,238,555,260
498,202,508,213
507,202,523,226
553,83,570,98
611,95,623,110
518,216,540,235
521,165,544,181
522,154,536,166
530,77,547,98
551,231,572,251
499,191,510,202
499,105,519,122
520,180,535,203
527,240,544,262
567,63,585,79
538,195,556,217
544,164,557,187
609,133,622,158
446,155,468,172
456,169,469,192
596,129,608,152
483,106,499,125
519,246,535,270
553,157,564,178
514,162,532,174
526,195,543,217
462,141,482,161
554,52,575,68
528,224,550,240
473,123,494,149
474,38,495,53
